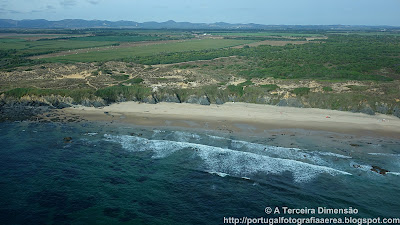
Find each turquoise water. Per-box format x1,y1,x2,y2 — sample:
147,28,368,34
0,121,400,224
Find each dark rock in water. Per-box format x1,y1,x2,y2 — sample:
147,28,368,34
130,132,142,137
277,98,303,108
350,143,360,147
360,106,375,115
161,93,181,103
186,95,210,105
0,103,51,122
371,165,389,175
142,95,157,104
63,137,72,143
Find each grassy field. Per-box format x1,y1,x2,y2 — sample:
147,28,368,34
328,32,400,36
0,38,117,56
210,32,323,37
70,35,174,42
41,39,255,63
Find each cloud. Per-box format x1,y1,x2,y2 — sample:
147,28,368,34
46,5,56,10
1,9,23,14
87,0,101,5
60,0,77,7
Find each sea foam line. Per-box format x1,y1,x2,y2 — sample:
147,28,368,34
104,134,351,183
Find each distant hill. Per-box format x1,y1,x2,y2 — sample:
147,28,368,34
0,19,396,30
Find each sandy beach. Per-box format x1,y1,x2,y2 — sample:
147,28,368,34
57,102,400,138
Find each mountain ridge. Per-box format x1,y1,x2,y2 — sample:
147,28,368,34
0,19,397,30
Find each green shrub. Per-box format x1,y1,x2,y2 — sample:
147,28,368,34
111,74,129,81
227,85,244,96
292,87,310,96
124,77,144,84
322,86,333,92
259,84,279,92
239,80,253,86
94,85,151,102
3,88,94,102
346,85,368,91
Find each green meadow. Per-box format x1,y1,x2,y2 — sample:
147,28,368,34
0,38,116,56
210,32,323,37
42,39,255,63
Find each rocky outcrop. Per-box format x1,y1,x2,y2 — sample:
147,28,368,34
360,106,375,115
215,97,225,105
227,95,237,102
80,97,106,107
142,95,158,104
0,100,51,121
376,103,389,114
256,96,272,104
371,166,389,175
186,95,210,105
393,106,400,118
159,93,181,103
277,98,303,108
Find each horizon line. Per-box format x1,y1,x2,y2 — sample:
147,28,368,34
0,18,399,28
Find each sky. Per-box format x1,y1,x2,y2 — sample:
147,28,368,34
1,0,400,26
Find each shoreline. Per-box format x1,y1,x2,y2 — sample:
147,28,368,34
52,101,400,139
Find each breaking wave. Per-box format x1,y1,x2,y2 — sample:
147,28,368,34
104,134,351,183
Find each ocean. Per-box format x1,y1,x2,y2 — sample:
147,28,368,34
0,121,399,224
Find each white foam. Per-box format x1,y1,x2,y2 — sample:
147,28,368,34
208,171,229,177
104,134,352,183
317,152,352,159
368,153,400,157
172,131,201,142
349,162,372,171
104,134,181,158
230,140,331,166
196,144,351,183
206,134,228,140
387,172,400,176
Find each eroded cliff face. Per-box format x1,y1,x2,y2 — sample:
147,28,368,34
2,90,400,123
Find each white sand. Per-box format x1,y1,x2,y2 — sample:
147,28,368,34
62,102,400,137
